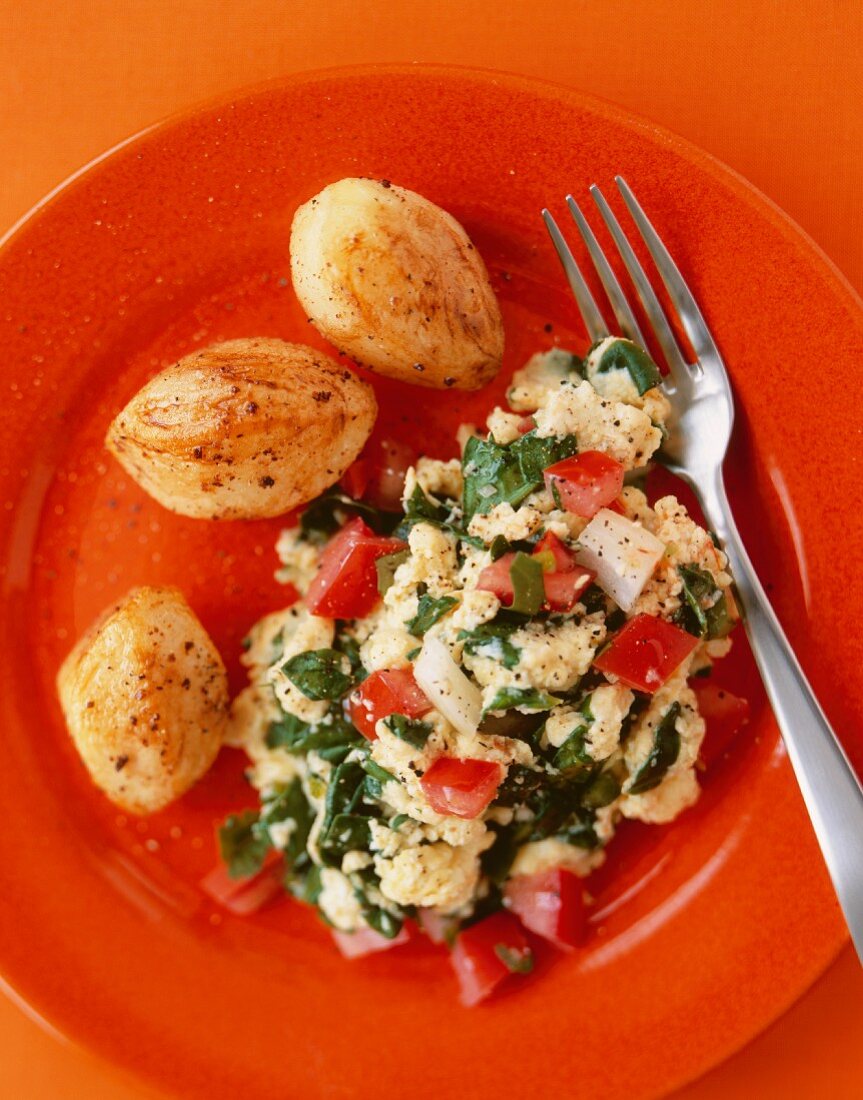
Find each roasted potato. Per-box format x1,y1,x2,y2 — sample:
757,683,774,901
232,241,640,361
106,338,377,519
291,178,504,390
56,586,229,814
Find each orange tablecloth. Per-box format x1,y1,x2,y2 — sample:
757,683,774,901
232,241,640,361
1,2,861,1096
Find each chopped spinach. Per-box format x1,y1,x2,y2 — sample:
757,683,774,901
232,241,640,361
320,813,372,863
290,863,323,905
461,430,578,522
675,564,732,639
384,712,433,750
628,702,681,794
552,696,595,776
376,549,409,596
459,618,521,670
218,809,270,879
494,943,534,974
493,764,546,807
283,648,353,700
266,711,361,760
299,489,388,541
489,534,511,561
509,552,545,615
260,779,315,870
406,593,459,637
484,686,561,714
590,337,662,395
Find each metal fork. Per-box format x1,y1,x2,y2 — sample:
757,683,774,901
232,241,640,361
544,178,863,963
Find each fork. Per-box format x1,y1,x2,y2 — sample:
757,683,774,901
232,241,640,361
543,177,863,963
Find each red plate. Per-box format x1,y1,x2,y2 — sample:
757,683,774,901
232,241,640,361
0,66,858,1099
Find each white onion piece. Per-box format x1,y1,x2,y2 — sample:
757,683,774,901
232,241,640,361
575,508,664,612
414,636,482,736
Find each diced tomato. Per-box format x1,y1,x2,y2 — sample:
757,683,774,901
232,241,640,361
348,667,432,741
476,535,594,613
332,924,411,959
544,451,625,518
516,415,536,435
533,530,575,571
504,868,587,950
306,517,407,619
605,496,626,516
451,911,534,1006
420,757,503,819
417,907,457,946
340,437,417,512
692,680,750,769
594,613,699,693
200,851,284,916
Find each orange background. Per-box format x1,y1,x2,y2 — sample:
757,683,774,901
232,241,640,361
1,1,861,1096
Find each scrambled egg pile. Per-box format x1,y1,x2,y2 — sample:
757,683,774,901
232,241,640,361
225,338,735,936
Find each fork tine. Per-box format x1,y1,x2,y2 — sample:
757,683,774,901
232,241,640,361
588,185,690,376
565,195,647,347
541,208,608,343
614,176,717,366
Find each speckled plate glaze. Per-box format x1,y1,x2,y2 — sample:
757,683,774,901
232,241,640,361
0,65,859,1100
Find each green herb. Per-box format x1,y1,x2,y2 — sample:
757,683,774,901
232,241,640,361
494,943,534,974
390,813,409,830
628,703,681,794
290,863,323,905
376,549,409,596
581,762,625,809
484,686,561,714
493,764,546,807
508,552,545,615
406,646,421,661
318,761,367,857
361,758,397,785
260,779,315,870
299,489,387,541
320,813,372,862
266,711,361,760
283,648,353,700
489,534,511,561
402,483,449,526
590,337,662,395
675,564,732,639
461,430,578,522
406,593,459,637
458,619,521,670
384,712,433,749
218,810,271,879
552,696,595,775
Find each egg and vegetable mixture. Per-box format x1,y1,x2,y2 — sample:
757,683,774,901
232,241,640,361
223,336,737,961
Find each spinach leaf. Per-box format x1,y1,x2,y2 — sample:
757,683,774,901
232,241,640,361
334,631,366,682
290,863,323,905
458,619,521,670
484,686,561,714
299,489,386,541
489,534,511,561
581,765,624,810
261,779,315,870
266,711,361,760
406,593,459,637
283,648,352,700
590,337,662,395
493,764,546,807
361,758,397,786
218,809,270,879
376,549,409,596
319,760,367,850
509,552,545,615
628,702,681,794
461,430,578,522
494,943,534,974
552,696,595,775
384,712,434,750
675,564,732,639
320,813,372,863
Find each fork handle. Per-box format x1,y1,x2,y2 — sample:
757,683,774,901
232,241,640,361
699,470,863,963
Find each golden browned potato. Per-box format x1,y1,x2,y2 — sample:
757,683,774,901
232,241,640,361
290,178,504,390
56,586,229,814
106,338,377,520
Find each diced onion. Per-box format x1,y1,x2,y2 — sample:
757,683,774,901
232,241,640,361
414,636,482,736
575,508,664,611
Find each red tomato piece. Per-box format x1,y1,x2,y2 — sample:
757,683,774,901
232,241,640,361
605,496,627,515
533,530,576,571
504,868,587,950
516,415,536,435
348,668,432,741
420,757,503,819
476,536,593,613
451,911,534,1006
332,924,411,959
306,517,407,619
544,451,625,518
692,680,750,769
200,851,284,916
594,613,699,693
340,437,416,512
